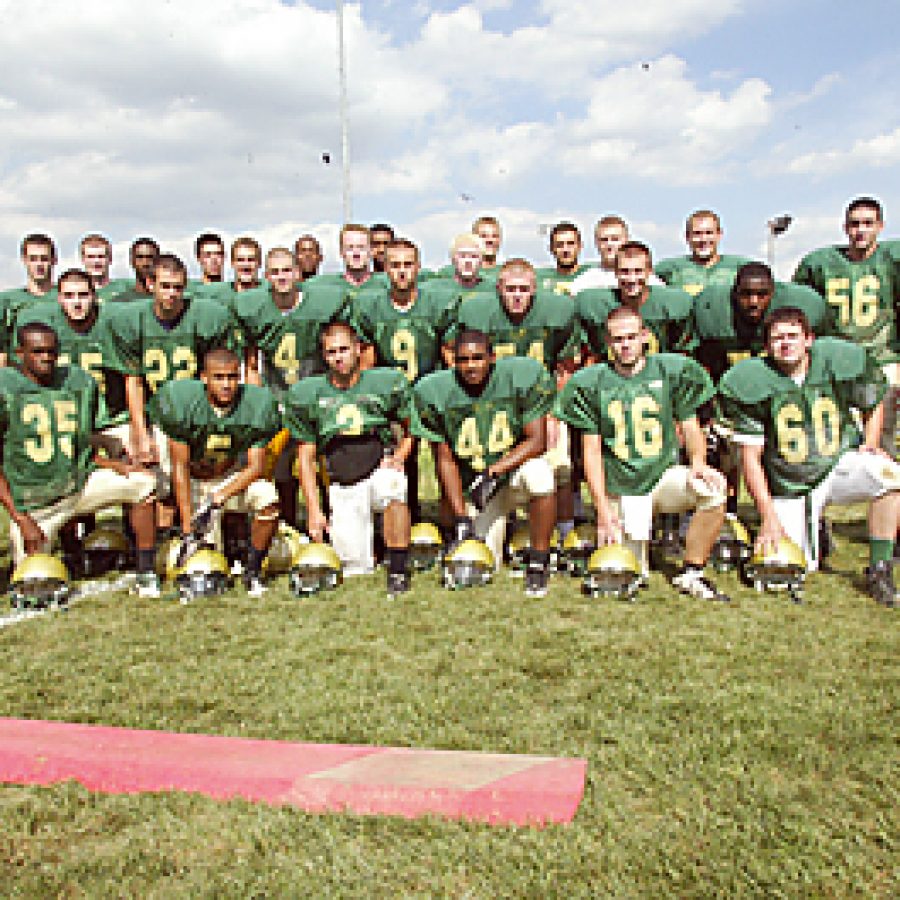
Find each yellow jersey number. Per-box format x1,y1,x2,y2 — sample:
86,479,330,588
493,341,545,366
607,396,663,460
57,351,106,393
273,333,300,385
144,346,197,393
826,275,880,329
455,411,514,472
22,400,78,464
775,397,841,464
203,434,233,466
391,328,418,382
336,404,364,436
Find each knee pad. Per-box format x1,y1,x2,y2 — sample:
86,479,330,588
246,479,280,512
520,457,555,497
371,467,408,510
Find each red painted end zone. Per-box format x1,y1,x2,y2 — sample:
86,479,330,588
0,718,586,827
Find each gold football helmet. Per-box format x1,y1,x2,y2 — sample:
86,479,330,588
9,554,71,610
81,526,132,577
562,524,597,577
409,522,443,571
505,525,561,574
174,548,232,601
742,537,806,601
289,542,343,596
582,544,643,600
263,523,307,576
442,539,494,589
709,513,752,572
155,537,184,581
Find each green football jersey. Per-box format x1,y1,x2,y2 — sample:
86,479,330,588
284,367,411,451
576,285,694,358
13,301,128,427
655,254,752,297
451,290,577,371
102,297,235,395
150,379,281,466
535,264,591,297
239,284,352,397
95,278,134,303
0,364,101,511
717,338,886,497
350,283,459,383
425,276,495,306
554,354,713,496
412,356,555,494
792,244,898,363
692,281,833,380
0,287,57,355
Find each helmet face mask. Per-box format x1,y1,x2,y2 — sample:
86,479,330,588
409,522,443,572
442,539,494,589
289,542,343,596
9,554,71,610
79,527,132,578
174,548,232,602
709,514,751,572
563,524,596,577
741,538,806,600
582,545,643,600
263,524,306,576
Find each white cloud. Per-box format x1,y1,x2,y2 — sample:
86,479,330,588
785,126,900,177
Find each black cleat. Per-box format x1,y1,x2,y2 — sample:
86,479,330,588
866,561,896,608
386,571,411,599
524,564,549,599
818,519,836,560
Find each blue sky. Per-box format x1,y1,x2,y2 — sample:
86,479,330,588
0,0,897,285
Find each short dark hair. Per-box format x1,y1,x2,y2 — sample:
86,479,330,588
604,305,644,334
18,321,58,349
369,223,395,238
736,262,774,288
57,268,96,296
846,196,883,223
453,328,492,354
20,233,57,260
764,306,811,342
154,253,187,278
195,232,224,257
385,238,419,259
203,347,240,371
319,320,359,348
615,240,652,266
550,221,581,244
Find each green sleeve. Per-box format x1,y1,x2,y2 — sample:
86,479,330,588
553,369,602,433
521,365,556,422
101,303,144,375
283,385,319,445
253,391,283,448
149,382,193,444
792,256,817,291
670,358,715,421
717,366,765,439
410,377,448,444
387,370,413,421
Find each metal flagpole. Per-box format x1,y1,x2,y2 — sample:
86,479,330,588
336,0,352,223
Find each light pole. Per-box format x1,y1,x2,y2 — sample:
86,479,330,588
336,0,351,223
766,214,793,269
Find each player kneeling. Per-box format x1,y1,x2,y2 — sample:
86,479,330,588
719,307,900,607
150,348,282,596
0,324,158,595
284,323,413,598
412,329,558,598
555,307,729,601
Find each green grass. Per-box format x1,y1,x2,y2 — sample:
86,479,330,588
0,504,897,897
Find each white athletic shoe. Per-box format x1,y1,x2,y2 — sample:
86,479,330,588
672,567,730,602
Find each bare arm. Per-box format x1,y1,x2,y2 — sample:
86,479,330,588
297,441,327,541
488,416,547,478
0,467,45,554
740,442,786,553
213,446,268,505
169,439,194,536
582,432,621,545
681,416,726,492
125,374,155,463
244,345,262,387
861,400,888,455
384,419,414,470
435,441,467,517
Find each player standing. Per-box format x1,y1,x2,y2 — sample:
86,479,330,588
79,234,132,302
536,222,590,295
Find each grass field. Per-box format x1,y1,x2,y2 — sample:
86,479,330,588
0,499,897,897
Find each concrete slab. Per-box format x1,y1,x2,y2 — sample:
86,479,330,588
0,717,586,827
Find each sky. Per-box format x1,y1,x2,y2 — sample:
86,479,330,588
0,0,897,286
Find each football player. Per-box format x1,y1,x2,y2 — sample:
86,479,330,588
102,253,235,474
0,322,158,592
536,222,590,295
426,233,494,299
555,306,729,600
0,233,58,365
294,234,323,282
569,215,664,293
473,215,503,283
369,224,395,274
150,348,282,595
191,232,227,290
578,241,694,363
718,307,900,606
79,234,132,302
655,209,752,297
230,236,262,293
412,329,557,597
793,197,899,453
112,237,159,303
284,322,413,596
